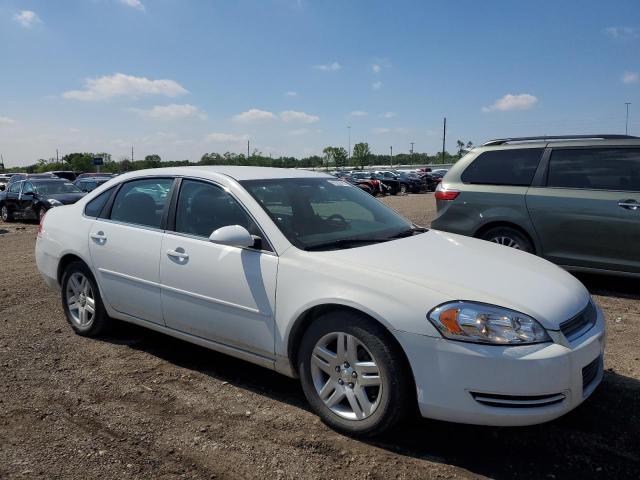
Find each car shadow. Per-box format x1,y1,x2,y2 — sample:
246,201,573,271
99,322,640,479
575,272,640,301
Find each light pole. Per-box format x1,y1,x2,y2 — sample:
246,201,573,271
625,103,631,135
410,142,414,166
390,146,393,168
348,126,351,167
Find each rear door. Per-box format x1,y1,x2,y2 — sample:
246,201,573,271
88,177,174,324
526,146,640,274
18,181,37,219
5,181,22,217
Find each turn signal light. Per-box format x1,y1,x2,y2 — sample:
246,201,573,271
434,188,460,201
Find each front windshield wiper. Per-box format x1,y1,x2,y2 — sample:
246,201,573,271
304,237,391,251
387,226,428,239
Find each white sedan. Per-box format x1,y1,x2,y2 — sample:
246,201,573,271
35,166,605,436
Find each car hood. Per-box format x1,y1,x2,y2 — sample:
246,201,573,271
320,230,590,330
43,193,86,204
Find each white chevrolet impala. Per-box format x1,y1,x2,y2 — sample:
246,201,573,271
35,167,605,435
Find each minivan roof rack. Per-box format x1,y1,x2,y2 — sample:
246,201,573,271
482,134,638,146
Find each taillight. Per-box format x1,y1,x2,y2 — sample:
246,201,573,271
434,186,460,201
37,211,46,237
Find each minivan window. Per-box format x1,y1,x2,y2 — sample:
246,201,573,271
461,148,543,186
547,148,640,191
110,178,173,228
174,179,258,239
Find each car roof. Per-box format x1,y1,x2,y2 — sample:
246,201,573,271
116,166,331,181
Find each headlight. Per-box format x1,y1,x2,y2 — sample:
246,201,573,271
47,199,63,206
428,301,551,345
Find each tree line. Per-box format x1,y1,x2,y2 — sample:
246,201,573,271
6,140,474,174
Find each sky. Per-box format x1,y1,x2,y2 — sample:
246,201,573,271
0,0,639,166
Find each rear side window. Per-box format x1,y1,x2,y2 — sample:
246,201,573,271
110,178,173,228
461,148,543,186
547,148,640,191
84,188,114,218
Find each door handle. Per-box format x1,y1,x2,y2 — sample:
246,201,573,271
90,231,107,243
166,249,189,261
618,200,639,210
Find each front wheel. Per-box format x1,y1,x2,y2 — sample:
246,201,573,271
480,226,534,253
298,311,412,436
61,261,111,336
399,183,408,195
1,205,13,222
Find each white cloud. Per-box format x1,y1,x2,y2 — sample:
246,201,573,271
120,0,145,11
373,127,391,134
288,128,310,136
205,132,249,143
232,108,277,123
0,116,16,126
63,73,188,101
313,62,341,71
372,81,382,90
285,91,298,97
280,110,319,123
350,110,368,117
605,26,638,40
13,10,41,28
372,64,381,74
132,104,206,120
622,71,639,84
381,111,396,118
482,93,538,112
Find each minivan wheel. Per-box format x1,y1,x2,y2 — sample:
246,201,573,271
61,261,111,337
1,205,13,222
481,227,534,253
298,311,411,436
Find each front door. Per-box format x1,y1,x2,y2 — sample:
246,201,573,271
88,177,174,324
159,178,278,358
526,146,640,274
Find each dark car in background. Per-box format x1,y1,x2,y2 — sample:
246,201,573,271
74,176,111,193
49,170,78,181
431,134,640,276
0,178,86,222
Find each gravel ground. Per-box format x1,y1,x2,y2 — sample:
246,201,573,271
0,193,638,480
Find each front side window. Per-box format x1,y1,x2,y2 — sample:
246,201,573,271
461,148,543,186
547,148,640,191
22,182,34,194
32,181,82,195
9,182,22,193
110,178,173,228
241,178,414,250
174,179,257,238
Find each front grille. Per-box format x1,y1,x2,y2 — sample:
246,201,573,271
470,391,565,408
560,301,597,342
582,356,602,393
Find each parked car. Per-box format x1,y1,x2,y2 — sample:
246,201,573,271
75,177,112,193
4,173,57,193
50,170,78,181
1,178,86,222
432,134,640,276
36,166,604,436
419,171,443,191
0,174,13,191
350,171,387,195
334,173,374,195
373,171,417,194
75,172,116,181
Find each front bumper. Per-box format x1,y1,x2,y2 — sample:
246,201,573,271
395,306,605,426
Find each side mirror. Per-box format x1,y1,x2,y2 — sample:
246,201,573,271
209,225,255,249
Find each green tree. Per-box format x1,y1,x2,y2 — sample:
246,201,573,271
322,146,348,169
144,154,162,168
351,142,371,169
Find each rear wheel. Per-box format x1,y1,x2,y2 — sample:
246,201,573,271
298,311,412,436
399,183,408,195
1,205,13,222
61,261,111,337
480,226,534,253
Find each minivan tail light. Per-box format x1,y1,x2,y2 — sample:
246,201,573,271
434,186,460,201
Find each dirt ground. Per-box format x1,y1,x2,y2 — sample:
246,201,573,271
1,193,638,479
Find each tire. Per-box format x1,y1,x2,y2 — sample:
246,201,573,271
1,205,13,222
298,311,412,437
399,183,408,195
61,261,111,337
480,226,534,254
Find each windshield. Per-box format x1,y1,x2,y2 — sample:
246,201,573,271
241,177,415,250
34,181,83,194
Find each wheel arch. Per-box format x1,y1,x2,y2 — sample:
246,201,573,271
474,221,539,254
57,253,89,285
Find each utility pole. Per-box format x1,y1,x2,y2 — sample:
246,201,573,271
348,126,351,167
441,117,447,165
390,146,393,168
131,146,134,162
625,103,631,135
410,142,414,166
247,140,250,162
56,149,59,163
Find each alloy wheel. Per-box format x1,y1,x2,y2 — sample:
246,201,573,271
310,332,383,420
490,236,521,249
1,206,8,222
65,272,96,328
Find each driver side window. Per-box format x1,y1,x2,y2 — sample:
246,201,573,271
22,182,34,194
174,179,259,240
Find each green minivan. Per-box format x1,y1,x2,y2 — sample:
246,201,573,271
431,135,640,276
